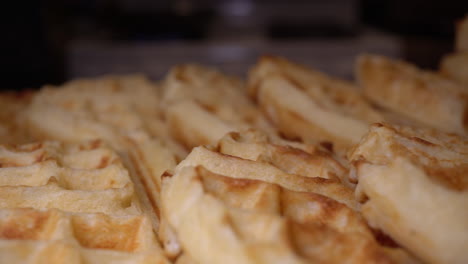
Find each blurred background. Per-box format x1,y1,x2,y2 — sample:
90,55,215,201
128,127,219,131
3,0,468,90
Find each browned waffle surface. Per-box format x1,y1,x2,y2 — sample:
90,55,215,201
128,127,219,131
162,64,278,149
248,55,384,152
161,165,418,264
357,54,468,134
0,141,168,264
349,123,468,264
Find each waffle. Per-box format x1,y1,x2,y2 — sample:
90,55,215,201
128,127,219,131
24,74,180,228
162,64,277,149
176,145,356,208
357,54,468,134
0,141,138,214
348,123,468,264
161,165,418,264
25,74,183,154
24,75,155,145
27,74,185,158
248,56,384,152
0,141,168,263
156,130,358,259
157,128,351,259
216,130,349,184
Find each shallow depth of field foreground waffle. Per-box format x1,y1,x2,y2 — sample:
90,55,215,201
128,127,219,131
0,141,169,263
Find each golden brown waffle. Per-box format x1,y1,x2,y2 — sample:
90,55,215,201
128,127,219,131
349,123,468,264
176,145,356,208
25,74,184,156
157,128,351,259
0,141,168,263
25,75,155,145
0,208,167,264
159,130,423,263
0,141,138,214
248,56,383,152
161,165,418,264
24,74,179,232
157,130,358,260
215,130,349,185
162,64,278,149
357,54,468,134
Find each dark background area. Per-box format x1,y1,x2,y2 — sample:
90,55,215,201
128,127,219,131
2,0,467,90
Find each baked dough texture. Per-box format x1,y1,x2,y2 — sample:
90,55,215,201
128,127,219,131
349,123,468,264
357,54,468,134
0,141,169,263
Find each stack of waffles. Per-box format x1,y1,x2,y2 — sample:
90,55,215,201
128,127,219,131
1,16,467,264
